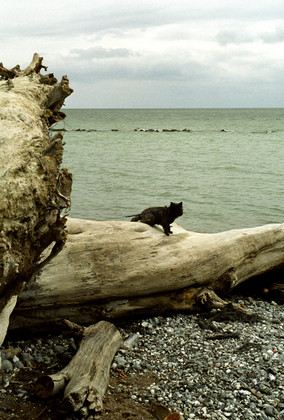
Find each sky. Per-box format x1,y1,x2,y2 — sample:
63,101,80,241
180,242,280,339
1,0,284,108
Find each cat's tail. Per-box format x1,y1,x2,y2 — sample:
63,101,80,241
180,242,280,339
131,215,141,222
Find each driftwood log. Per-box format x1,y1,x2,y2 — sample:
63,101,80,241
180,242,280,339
0,55,282,418
10,218,284,332
0,54,73,346
35,320,121,418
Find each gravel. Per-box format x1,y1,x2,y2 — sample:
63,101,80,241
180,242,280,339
113,296,284,420
1,295,283,420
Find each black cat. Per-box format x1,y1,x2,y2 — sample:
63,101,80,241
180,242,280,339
131,202,183,235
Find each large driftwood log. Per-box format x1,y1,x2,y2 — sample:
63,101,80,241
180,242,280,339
10,218,284,331
0,54,73,344
35,320,122,418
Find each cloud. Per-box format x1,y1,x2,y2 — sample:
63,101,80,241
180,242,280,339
2,1,284,39
216,22,284,46
54,45,211,86
261,24,284,43
216,30,254,46
1,0,284,107
70,46,135,60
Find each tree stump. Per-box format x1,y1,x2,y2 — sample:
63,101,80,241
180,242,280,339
0,53,73,345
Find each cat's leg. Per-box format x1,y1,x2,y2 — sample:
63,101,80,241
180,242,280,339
141,214,155,227
162,223,171,235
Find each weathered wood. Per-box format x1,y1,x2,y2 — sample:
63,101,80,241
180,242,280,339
0,54,47,79
0,53,73,344
10,218,284,331
0,296,17,369
35,321,122,418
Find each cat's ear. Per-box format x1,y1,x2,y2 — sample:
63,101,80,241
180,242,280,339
179,202,183,206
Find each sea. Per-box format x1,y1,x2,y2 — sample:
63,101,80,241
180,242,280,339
53,108,283,233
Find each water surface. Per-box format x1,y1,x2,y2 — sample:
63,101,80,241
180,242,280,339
54,108,283,232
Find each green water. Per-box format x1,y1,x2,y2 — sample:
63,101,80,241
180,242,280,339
56,108,283,232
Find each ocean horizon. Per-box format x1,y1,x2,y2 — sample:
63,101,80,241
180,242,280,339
52,108,284,233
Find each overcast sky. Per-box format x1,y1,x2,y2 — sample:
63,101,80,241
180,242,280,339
1,0,284,108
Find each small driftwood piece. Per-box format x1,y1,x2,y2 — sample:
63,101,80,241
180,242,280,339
35,320,122,418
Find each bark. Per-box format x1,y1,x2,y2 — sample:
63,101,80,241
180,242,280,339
35,320,122,418
10,218,284,332
0,53,73,344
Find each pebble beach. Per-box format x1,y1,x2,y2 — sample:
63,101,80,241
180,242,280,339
0,295,283,419
113,295,284,419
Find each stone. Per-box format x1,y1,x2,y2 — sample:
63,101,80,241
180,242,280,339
14,361,24,369
1,359,13,372
115,356,127,368
264,405,276,416
123,333,140,349
54,345,65,355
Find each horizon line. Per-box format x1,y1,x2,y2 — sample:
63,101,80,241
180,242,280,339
63,106,284,110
